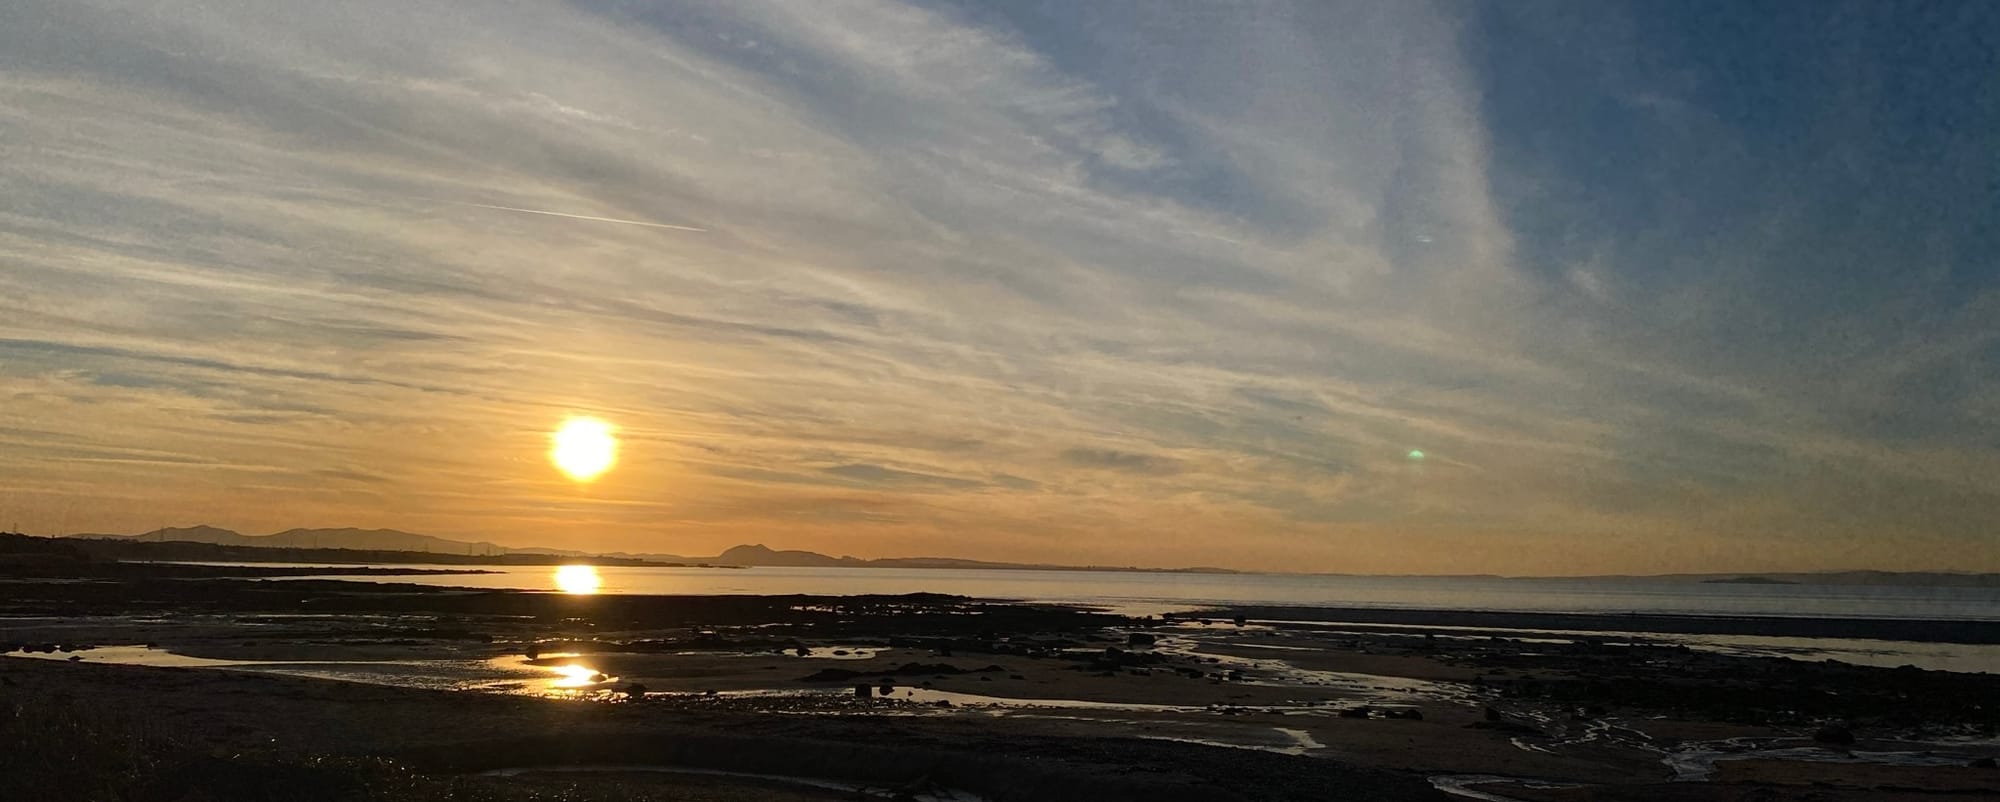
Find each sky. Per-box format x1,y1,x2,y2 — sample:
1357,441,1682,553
1,0,1995,574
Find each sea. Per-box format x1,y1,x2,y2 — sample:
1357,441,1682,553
208,562,2000,621
107,562,2000,674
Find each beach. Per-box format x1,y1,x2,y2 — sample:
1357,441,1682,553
6,561,2000,801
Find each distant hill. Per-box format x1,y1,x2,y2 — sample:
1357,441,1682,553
1592,570,2000,588
65,538,684,567
65,528,1236,573
73,527,1994,583
713,543,865,567
84,525,549,558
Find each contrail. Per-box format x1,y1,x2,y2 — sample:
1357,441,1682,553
451,201,707,232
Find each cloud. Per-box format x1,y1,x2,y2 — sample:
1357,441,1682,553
442,202,708,232
1059,448,1183,476
0,0,1992,572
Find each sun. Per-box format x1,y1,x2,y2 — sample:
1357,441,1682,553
550,417,617,482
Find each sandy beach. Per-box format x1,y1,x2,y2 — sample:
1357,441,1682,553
6,561,2000,801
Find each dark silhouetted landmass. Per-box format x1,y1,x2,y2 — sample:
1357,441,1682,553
51,526,2000,583
77,525,558,557
0,533,491,579
679,543,1238,573
59,528,1238,573
58,537,694,568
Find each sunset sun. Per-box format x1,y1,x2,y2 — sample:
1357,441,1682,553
550,417,617,482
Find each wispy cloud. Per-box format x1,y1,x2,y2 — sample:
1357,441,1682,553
0,0,1991,572
441,202,707,232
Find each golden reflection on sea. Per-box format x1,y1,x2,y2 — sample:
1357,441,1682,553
554,564,601,594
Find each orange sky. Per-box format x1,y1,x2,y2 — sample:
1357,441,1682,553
2,0,1995,574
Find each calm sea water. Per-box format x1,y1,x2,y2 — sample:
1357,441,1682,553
216,563,2000,621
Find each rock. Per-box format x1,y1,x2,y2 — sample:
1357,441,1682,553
1970,757,1997,769
1485,706,1505,722
1812,725,1855,745
795,646,811,657
623,682,648,697
1339,706,1373,719
854,684,874,699
1127,632,1158,647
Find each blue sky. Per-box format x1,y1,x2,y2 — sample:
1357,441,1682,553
0,0,1993,573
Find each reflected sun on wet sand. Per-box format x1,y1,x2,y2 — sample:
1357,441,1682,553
548,662,609,688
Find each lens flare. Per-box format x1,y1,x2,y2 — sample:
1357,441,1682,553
550,417,617,481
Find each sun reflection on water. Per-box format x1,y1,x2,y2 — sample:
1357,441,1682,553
554,564,601,594
548,663,609,688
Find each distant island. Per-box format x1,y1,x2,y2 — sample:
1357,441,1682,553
43,526,2000,586
58,526,1241,574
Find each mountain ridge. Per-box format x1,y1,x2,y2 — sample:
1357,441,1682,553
64,526,2000,584
71,526,1235,574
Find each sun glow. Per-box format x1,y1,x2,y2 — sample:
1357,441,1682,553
548,662,610,688
553,564,602,594
550,417,617,482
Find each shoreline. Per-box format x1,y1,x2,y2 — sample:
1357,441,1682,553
6,570,2000,801
1192,605,2000,645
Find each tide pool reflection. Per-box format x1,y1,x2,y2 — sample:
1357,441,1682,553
549,662,610,688
508,652,616,691
553,564,601,594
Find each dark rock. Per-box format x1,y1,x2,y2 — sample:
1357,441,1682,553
1127,632,1157,647
1812,725,1855,745
1970,757,1997,769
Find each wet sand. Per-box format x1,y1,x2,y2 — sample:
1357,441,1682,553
5,569,2000,801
